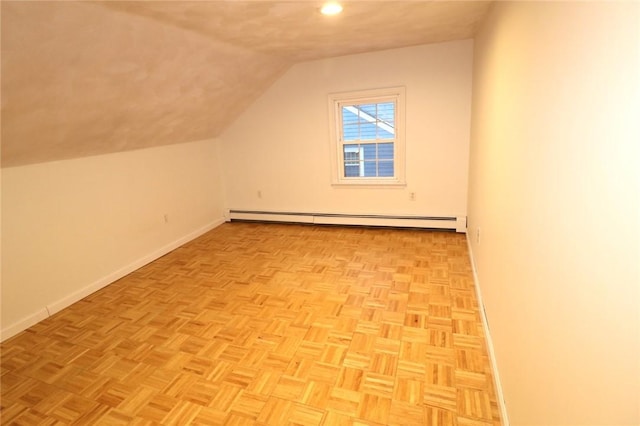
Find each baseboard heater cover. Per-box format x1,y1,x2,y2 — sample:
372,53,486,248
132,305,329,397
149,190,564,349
228,210,466,232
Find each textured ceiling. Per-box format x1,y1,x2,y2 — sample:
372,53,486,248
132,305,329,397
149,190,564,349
1,1,492,167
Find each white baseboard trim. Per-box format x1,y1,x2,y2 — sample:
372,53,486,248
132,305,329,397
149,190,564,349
0,308,50,342
466,236,510,426
229,209,467,233
0,218,226,342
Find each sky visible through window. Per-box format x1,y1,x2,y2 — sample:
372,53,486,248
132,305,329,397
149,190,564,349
342,102,395,178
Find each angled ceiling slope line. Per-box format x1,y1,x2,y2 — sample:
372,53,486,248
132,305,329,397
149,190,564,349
0,1,492,167
0,1,291,167
100,1,492,61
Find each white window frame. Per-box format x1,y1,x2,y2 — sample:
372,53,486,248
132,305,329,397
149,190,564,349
328,86,406,186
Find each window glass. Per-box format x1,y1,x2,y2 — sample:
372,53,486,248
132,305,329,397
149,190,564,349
340,102,396,177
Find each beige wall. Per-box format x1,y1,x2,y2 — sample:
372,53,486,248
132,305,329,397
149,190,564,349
1,139,226,338
221,41,473,217
468,2,640,425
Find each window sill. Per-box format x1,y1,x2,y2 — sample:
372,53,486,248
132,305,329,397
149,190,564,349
331,180,407,188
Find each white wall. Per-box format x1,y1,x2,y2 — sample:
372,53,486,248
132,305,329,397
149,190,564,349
1,139,226,339
468,2,640,425
221,41,473,218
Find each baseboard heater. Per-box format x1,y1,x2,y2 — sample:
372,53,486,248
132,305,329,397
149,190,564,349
228,210,466,233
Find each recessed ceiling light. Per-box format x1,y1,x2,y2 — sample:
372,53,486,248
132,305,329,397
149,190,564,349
321,2,343,16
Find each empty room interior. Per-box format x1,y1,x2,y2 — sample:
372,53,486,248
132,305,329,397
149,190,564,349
1,1,639,425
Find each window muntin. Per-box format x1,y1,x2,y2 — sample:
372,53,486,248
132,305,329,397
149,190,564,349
329,87,405,186
343,143,394,177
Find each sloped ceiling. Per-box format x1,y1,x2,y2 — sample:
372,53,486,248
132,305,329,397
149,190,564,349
1,1,492,167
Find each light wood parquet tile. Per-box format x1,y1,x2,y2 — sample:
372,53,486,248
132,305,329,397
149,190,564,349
1,222,501,425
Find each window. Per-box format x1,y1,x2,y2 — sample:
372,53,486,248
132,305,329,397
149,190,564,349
329,87,405,186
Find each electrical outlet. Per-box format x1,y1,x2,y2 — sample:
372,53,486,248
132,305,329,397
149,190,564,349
409,192,416,201
257,190,262,199
476,227,481,244
164,213,169,224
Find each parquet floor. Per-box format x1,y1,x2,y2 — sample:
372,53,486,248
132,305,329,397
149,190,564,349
1,222,501,425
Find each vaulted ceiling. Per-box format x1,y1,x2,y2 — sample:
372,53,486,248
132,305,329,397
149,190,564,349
1,1,492,167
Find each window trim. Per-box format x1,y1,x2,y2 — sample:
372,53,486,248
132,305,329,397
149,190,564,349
328,86,406,187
